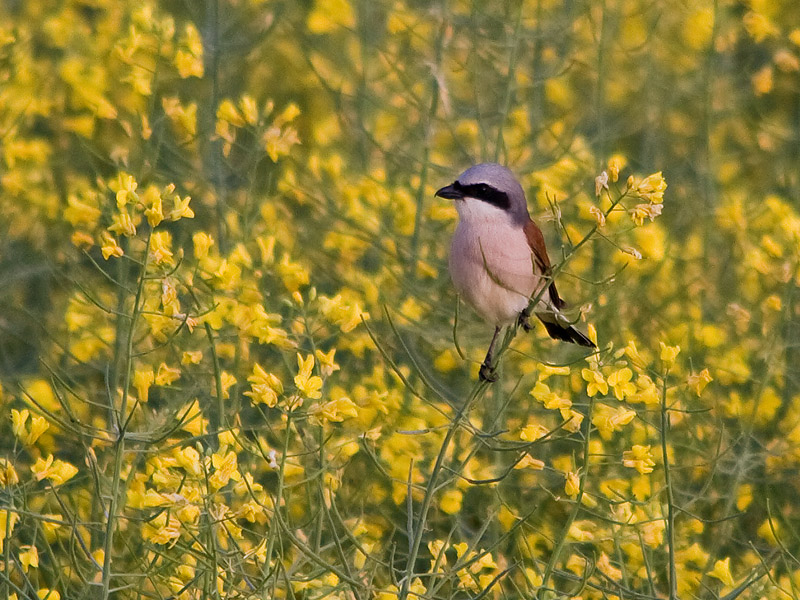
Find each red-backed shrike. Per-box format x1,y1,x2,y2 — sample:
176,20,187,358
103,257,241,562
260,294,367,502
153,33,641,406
436,163,595,381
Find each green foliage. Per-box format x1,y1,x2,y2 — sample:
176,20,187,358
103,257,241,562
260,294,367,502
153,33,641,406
0,0,798,599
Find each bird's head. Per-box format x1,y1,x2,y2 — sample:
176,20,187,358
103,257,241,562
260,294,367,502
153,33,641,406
435,163,529,224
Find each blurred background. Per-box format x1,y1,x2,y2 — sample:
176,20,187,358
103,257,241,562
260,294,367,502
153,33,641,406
0,0,799,598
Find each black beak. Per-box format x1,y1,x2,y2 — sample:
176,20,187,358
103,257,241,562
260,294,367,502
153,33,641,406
435,183,463,200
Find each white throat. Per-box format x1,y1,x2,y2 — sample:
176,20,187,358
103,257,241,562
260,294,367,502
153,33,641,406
455,196,516,226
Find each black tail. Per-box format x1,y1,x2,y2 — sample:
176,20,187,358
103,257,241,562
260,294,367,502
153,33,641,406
542,321,596,348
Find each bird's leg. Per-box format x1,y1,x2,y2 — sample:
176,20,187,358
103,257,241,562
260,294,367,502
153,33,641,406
479,326,502,383
517,305,533,332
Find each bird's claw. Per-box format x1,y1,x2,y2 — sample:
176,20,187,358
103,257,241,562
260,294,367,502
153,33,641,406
517,310,533,332
479,362,498,383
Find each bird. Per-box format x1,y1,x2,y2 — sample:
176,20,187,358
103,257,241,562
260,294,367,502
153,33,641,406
435,163,595,382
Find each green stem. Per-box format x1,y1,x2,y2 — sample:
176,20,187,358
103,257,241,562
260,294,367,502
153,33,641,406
205,322,225,442
493,2,524,163
408,7,447,277
538,398,594,599
660,376,677,599
100,232,151,599
400,382,490,599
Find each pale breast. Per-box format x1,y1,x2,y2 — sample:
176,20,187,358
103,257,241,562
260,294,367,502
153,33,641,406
449,219,543,325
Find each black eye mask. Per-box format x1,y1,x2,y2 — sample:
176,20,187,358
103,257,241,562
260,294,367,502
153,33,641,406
452,181,511,210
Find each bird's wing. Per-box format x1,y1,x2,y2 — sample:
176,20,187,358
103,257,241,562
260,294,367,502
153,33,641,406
523,218,566,309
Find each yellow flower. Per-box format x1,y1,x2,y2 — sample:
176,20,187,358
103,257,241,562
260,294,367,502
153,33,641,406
736,483,753,511
209,450,240,490
141,114,152,139
307,0,355,33
155,362,180,386
217,99,245,128
0,459,19,486
179,399,205,437
684,8,714,49
315,348,340,377
607,367,636,400
589,205,606,227
143,190,163,227
220,371,237,399
20,545,38,572
433,349,458,373
37,590,60,600
568,520,595,541
318,294,367,332
688,368,713,396
133,368,154,403
0,510,19,552
427,539,447,570
26,415,49,446
628,203,662,226
678,542,710,566
520,422,548,442
659,342,681,369
167,193,194,221
537,364,570,380
11,408,29,439
175,23,204,79
592,404,636,440
524,567,543,588
469,551,497,574
439,489,462,514
564,472,580,497
162,97,197,140
623,445,656,474
100,232,123,260
408,578,427,600
315,394,358,422
11,409,49,446
530,381,572,410
107,210,137,237
743,11,778,43
31,455,78,485
294,354,323,399
596,552,622,581
623,340,646,370
71,231,94,249
757,518,779,544
630,374,660,405
452,542,469,560
515,454,545,470
581,368,608,397
142,512,181,546
111,172,138,208
562,410,584,433
238,499,268,524
277,254,310,291
641,518,664,547
634,171,667,203
150,231,174,265
274,103,301,127
175,446,202,477
239,95,259,125
709,557,735,586
263,124,300,162
608,155,626,182
193,231,215,259
181,351,203,365
245,364,284,407
39,515,61,541
64,193,101,226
